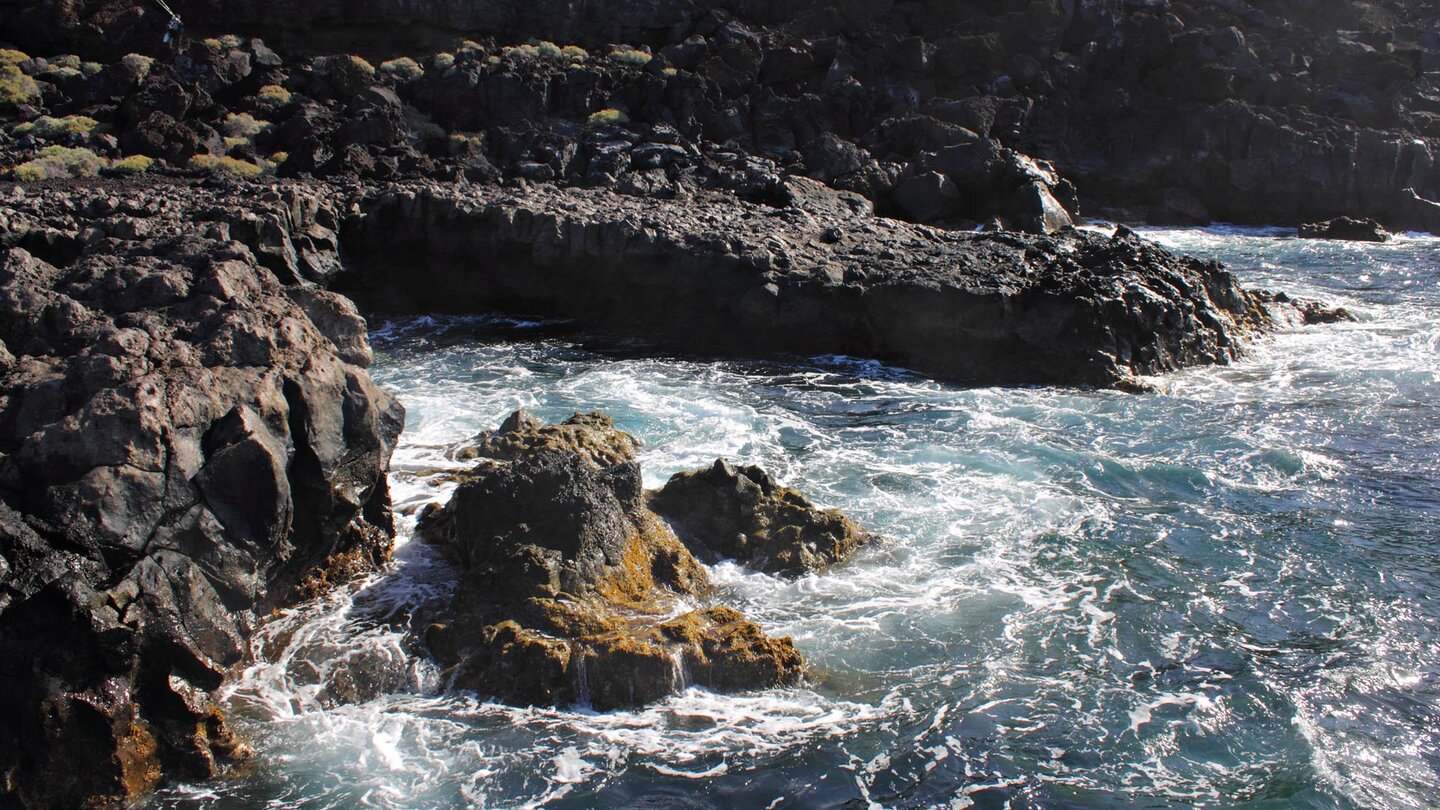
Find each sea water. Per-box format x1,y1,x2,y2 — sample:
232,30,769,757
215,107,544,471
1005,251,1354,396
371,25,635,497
151,228,1440,809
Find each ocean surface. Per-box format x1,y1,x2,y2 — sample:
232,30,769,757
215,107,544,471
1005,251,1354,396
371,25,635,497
152,228,1440,809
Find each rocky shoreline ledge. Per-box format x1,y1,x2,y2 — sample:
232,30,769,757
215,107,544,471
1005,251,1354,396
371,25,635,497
0,0,1405,803
0,170,1336,805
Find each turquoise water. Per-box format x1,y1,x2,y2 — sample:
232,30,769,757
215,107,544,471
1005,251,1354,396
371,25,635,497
153,228,1440,809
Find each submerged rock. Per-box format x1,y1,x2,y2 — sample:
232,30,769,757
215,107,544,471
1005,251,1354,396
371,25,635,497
1298,217,1392,243
417,411,803,709
649,459,873,577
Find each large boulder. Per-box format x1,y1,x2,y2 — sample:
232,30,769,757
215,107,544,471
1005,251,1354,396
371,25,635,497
649,459,873,577
416,411,804,710
0,185,403,809
1297,216,1392,242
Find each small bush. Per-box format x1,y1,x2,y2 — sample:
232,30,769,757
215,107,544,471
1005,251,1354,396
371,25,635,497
19,115,98,139
219,34,243,49
560,45,588,62
257,83,291,105
459,40,483,52
662,66,678,77
15,145,105,180
433,52,455,70
0,65,38,106
346,55,376,76
378,56,424,82
188,154,263,177
222,112,268,139
0,49,28,68
610,48,652,65
81,61,103,77
50,54,81,69
503,44,540,59
537,41,562,59
121,53,154,78
202,38,223,51
223,136,249,151
13,162,45,182
112,154,154,174
270,151,288,164
43,65,81,81
586,107,629,126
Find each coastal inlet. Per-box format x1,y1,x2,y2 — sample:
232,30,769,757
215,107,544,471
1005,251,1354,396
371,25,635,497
152,228,1440,809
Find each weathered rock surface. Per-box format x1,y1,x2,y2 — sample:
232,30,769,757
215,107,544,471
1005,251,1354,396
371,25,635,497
649,459,872,577
1298,216,1392,242
340,178,1274,387
0,184,403,808
415,410,803,709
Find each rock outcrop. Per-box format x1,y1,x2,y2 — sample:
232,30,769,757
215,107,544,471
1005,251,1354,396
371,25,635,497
1298,216,1392,242
415,410,804,709
0,185,403,807
649,459,872,577
340,178,1274,387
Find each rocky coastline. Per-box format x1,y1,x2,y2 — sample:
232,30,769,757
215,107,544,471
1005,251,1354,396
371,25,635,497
0,0,1422,805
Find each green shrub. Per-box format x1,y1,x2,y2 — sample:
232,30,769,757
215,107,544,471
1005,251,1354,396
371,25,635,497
81,61,102,77
270,151,288,164
502,44,540,59
202,38,223,51
662,66,678,77
609,48,652,65
560,45,589,62
0,65,38,106
222,112,268,139
112,154,154,174
43,66,81,81
50,54,81,69
459,40,483,52
537,41,562,59
0,49,28,68
219,34,243,49
121,53,154,78
18,115,98,139
13,162,46,182
586,107,629,126
257,83,291,105
15,145,105,180
378,56,424,82
346,55,376,75
433,52,455,70
188,154,263,177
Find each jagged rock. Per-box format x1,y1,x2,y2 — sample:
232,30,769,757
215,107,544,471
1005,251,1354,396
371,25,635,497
416,411,803,709
649,459,873,577
339,177,1273,387
0,191,403,809
1298,217,1392,242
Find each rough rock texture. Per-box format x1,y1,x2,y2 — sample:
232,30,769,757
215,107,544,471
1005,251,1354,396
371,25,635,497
0,184,403,808
415,410,803,709
340,178,1274,387
649,459,872,577
1298,216,1392,242
6,0,1440,231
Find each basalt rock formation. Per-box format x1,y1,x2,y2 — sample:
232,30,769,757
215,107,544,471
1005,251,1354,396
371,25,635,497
5,0,1440,231
1298,216,1392,242
0,185,403,807
649,459,872,577
339,177,1274,387
415,410,805,709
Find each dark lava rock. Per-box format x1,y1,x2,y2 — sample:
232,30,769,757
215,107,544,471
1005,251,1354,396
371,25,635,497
416,411,803,710
339,178,1275,388
649,459,872,577
0,184,403,808
1298,217,1393,242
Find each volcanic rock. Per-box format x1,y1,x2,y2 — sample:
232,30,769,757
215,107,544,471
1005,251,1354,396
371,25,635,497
1297,217,1393,242
649,459,872,577
416,411,804,709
